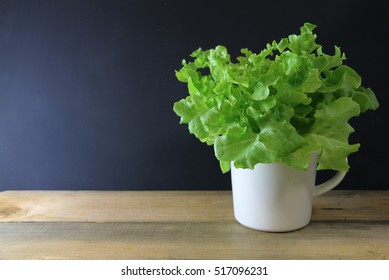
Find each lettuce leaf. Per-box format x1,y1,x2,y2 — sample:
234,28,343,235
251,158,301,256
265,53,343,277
173,23,379,173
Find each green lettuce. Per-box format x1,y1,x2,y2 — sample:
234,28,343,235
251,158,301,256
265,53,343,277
173,23,379,173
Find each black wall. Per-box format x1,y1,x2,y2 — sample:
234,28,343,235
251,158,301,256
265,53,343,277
0,0,387,190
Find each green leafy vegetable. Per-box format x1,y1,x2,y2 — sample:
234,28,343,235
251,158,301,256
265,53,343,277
173,23,379,173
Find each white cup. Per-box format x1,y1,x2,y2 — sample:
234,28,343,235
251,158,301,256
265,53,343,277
231,153,346,232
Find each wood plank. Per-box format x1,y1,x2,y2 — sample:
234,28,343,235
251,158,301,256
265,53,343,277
0,191,233,222
0,221,388,260
313,190,389,222
0,191,388,260
1,190,388,222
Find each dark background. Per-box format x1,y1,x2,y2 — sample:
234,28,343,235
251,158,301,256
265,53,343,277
0,0,387,190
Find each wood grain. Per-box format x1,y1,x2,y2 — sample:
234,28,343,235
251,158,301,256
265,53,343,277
0,221,388,260
0,190,388,259
0,191,233,222
1,190,388,222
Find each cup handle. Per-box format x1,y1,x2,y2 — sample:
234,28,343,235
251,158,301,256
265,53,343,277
314,171,346,197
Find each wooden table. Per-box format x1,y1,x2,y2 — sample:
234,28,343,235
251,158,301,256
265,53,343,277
0,190,388,259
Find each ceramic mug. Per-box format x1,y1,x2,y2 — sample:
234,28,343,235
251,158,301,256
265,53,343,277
231,153,346,232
